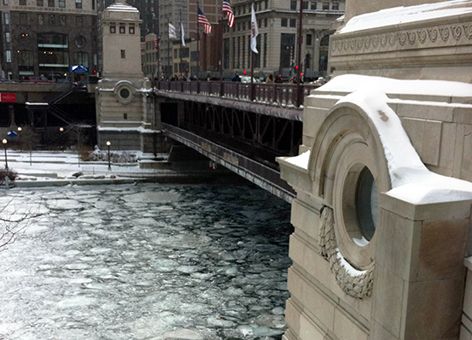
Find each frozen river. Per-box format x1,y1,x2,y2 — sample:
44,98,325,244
0,183,292,339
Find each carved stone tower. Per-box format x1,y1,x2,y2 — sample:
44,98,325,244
95,0,158,152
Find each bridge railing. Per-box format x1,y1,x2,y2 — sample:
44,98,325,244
156,81,317,108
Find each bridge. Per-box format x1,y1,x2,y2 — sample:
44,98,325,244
154,80,316,202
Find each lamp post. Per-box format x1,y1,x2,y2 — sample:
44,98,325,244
17,126,22,132
2,139,8,170
106,140,111,171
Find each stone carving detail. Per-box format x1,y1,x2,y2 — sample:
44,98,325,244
331,20,472,56
319,207,374,299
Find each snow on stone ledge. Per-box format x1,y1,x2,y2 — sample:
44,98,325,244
318,74,472,98
336,87,472,205
278,150,310,172
340,0,472,34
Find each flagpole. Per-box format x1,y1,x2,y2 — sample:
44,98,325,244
250,2,255,101
167,16,171,79
179,9,183,75
197,4,200,79
296,0,304,107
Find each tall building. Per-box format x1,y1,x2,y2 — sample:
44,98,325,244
223,0,345,77
0,0,98,80
158,0,187,77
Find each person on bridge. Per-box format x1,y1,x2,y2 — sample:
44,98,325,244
232,72,241,82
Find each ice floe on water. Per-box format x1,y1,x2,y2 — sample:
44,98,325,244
0,183,292,339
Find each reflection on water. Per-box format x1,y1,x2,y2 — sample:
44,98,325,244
0,183,292,339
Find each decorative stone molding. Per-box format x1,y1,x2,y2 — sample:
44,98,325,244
331,20,472,57
319,206,374,299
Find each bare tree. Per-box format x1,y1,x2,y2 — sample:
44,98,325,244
0,196,46,249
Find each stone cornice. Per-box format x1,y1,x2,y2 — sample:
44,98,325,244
330,14,472,58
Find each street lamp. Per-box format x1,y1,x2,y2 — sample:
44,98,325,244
2,139,8,170
17,126,22,132
106,140,111,171
59,127,64,132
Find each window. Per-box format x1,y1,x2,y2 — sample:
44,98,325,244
5,50,11,63
18,50,34,66
264,0,268,9
59,15,66,25
332,1,339,10
302,1,308,10
58,0,65,7
48,14,55,25
75,0,82,9
281,18,288,27
92,0,95,10
38,14,44,25
119,23,125,34
289,18,296,27
3,12,10,25
2,0,8,4
322,1,329,10
48,0,54,7
120,49,125,58
5,32,10,43
19,0,26,5
110,23,116,33
19,13,27,25
37,0,43,5
74,51,88,66
290,0,297,10
129,24,135,34
306,34,312,45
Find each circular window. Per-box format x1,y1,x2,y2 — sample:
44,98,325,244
355,167,379,242
74,35,86,48
119,88,130,99
341,164,379,248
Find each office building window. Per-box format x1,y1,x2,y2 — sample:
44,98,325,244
58,0,65,7
19,0,26,5
19,13,27,25
3,12,9,24
5,50,11,63
2,0,8,4
5,32,10,43
92,0,95,10
75,0,82,9
332,1,339,10
110,23,116,33
302,1,309,9
281,18,288,27
48,0,54,7
310,1,317,9
290,0,297,10
119,23,125,34
129,24,135,34
37,0,43,5
289,18,296,27
121,49,125,58
322,1,329,10
306,34,312,45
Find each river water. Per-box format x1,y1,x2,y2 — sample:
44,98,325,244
0,183,292,340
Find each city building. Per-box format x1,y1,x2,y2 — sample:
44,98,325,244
223,0,345,78
142,32,159,79
0,0,98,80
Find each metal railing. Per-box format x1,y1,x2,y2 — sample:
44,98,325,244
156,81,316,108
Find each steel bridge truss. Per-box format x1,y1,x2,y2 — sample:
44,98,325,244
172,100,303,168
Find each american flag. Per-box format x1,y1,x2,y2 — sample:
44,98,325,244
198,6,212,34
222,0,235,28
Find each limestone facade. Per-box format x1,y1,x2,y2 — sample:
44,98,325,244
95,0,158,152
277,1,472,339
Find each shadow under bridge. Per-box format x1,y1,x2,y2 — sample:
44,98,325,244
159,90,307,202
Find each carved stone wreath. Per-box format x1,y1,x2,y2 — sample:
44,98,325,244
319,206,374,299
